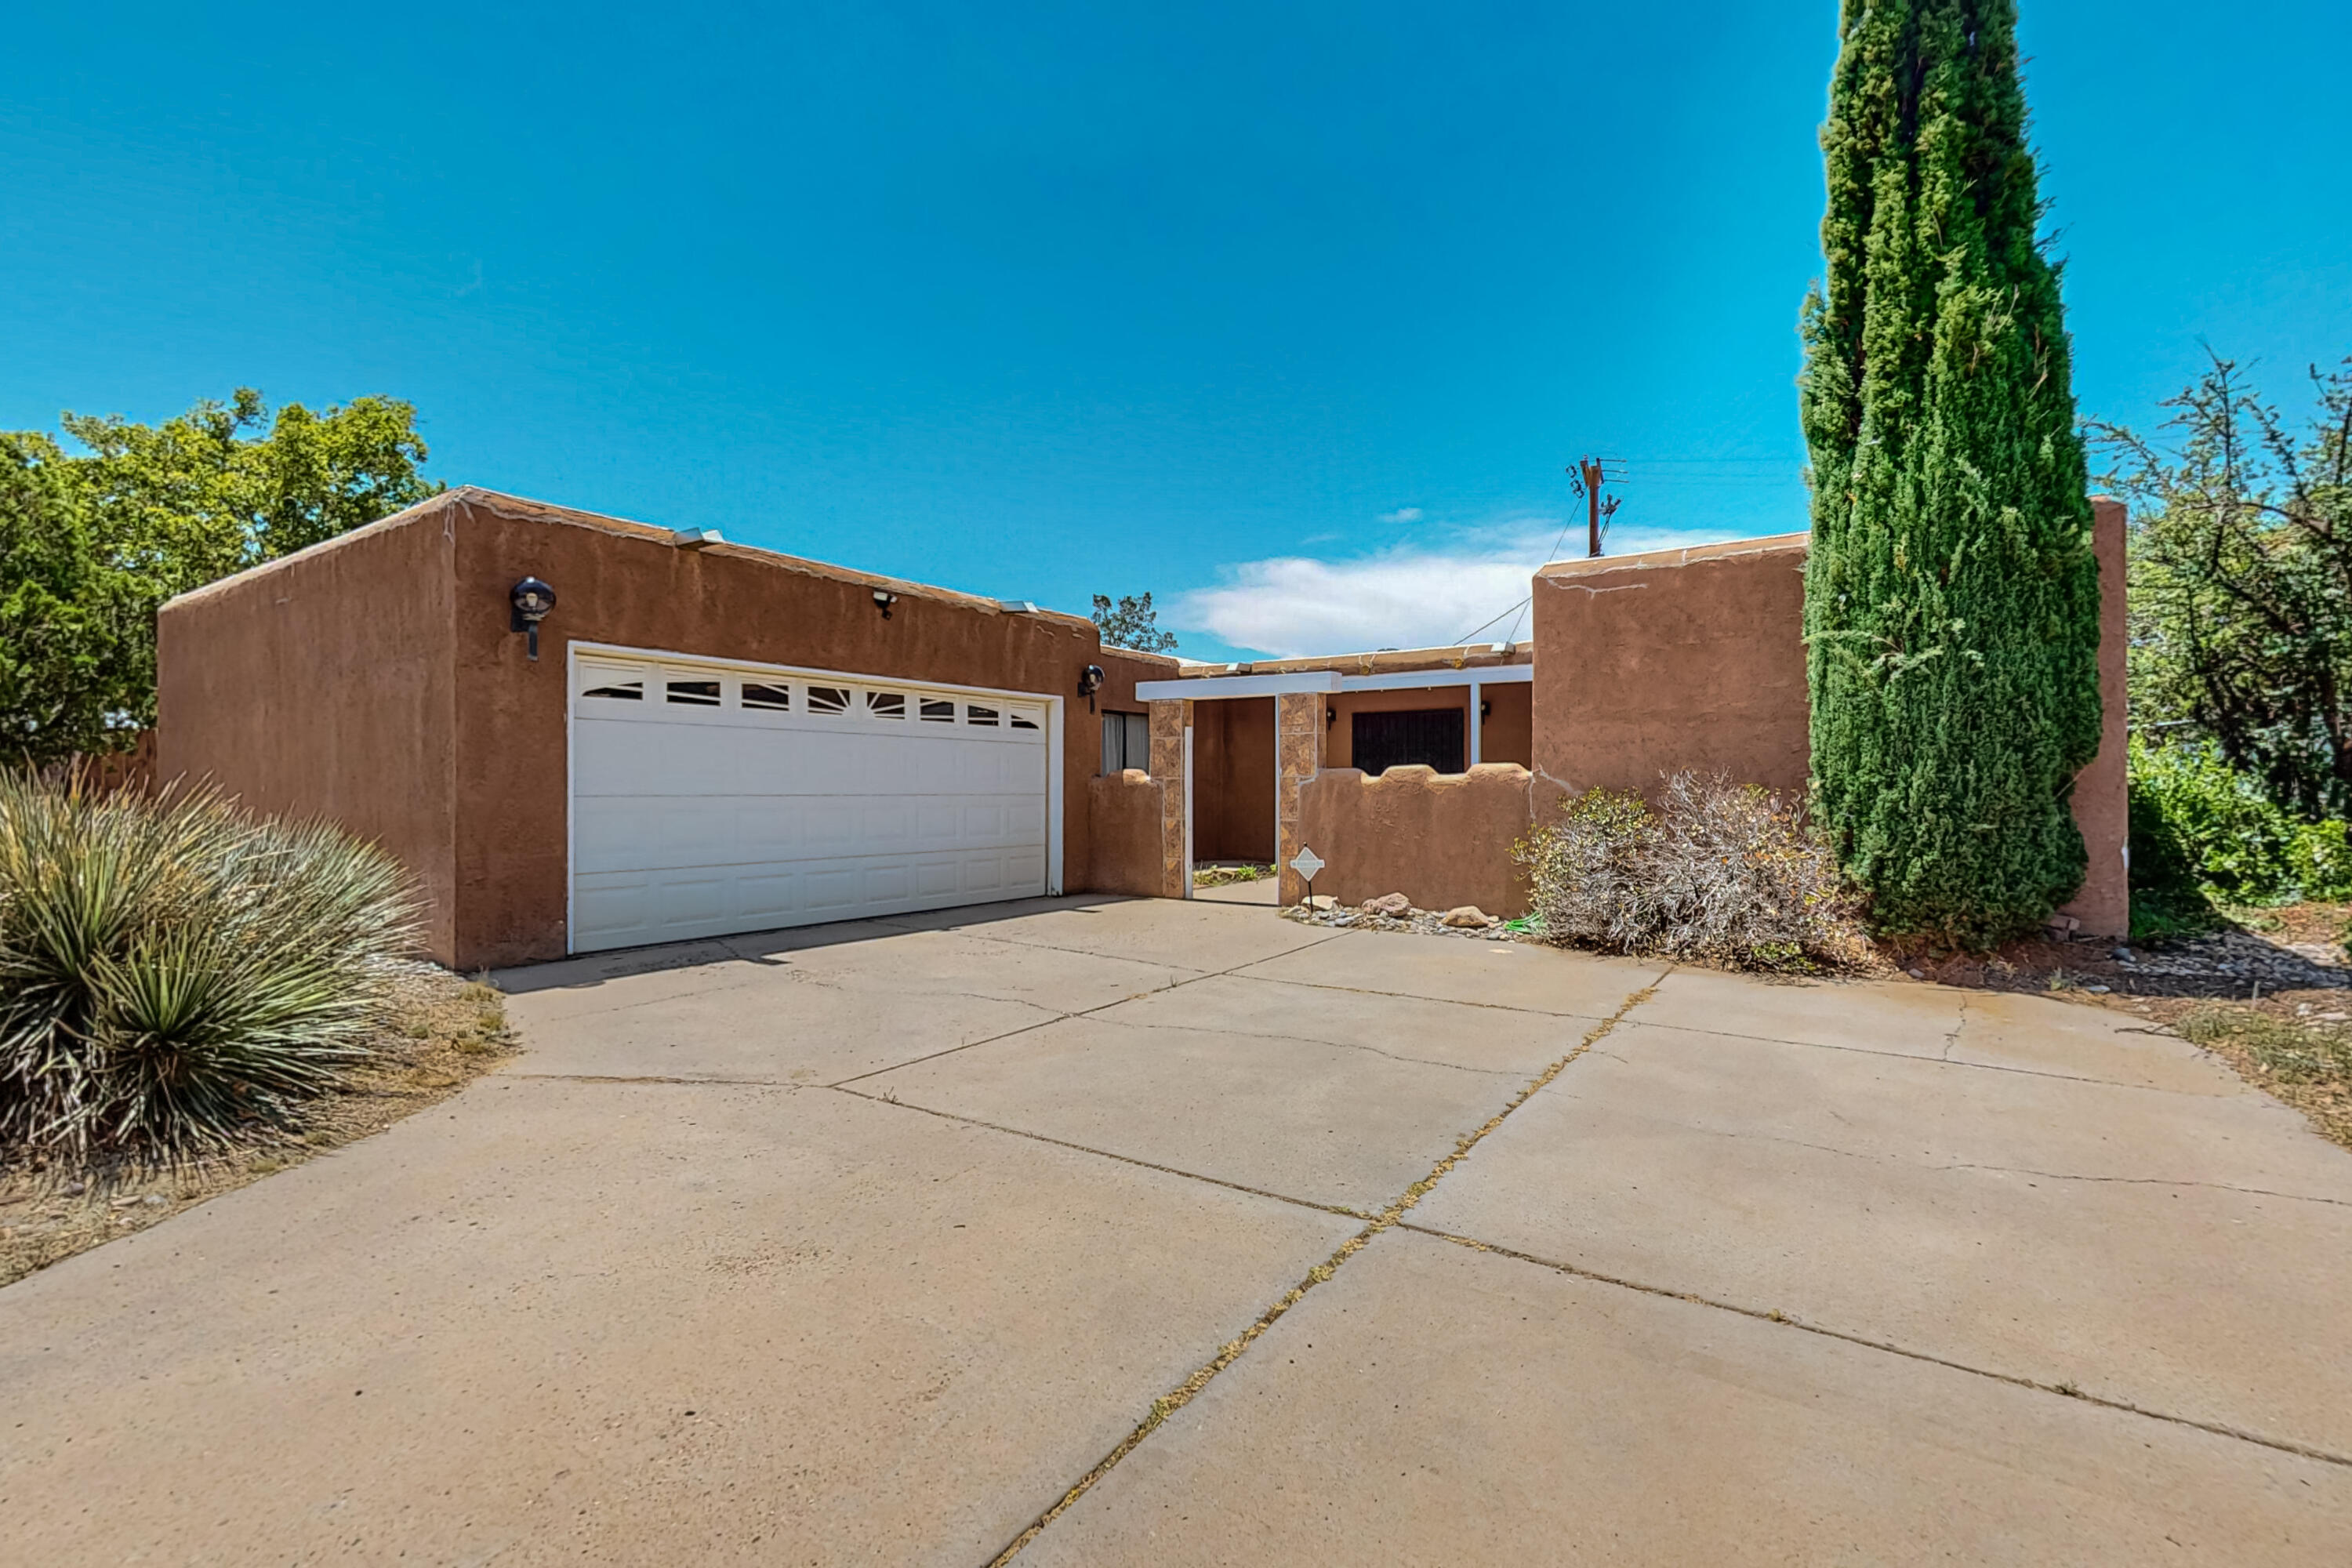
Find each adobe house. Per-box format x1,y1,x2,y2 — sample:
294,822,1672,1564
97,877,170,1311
159,488,1181,968
158,489,2129,967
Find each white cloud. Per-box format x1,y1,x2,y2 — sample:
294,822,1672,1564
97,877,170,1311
1378,506,1424,524
1171,519,1760,658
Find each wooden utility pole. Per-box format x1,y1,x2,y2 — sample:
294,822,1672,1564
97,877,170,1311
1568,456,1622,557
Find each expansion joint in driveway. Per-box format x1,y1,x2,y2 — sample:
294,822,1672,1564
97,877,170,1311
982,972,1667,1566
826,931,1353,1089
1392,1223,2352,1472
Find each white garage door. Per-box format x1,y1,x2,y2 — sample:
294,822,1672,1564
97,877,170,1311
569,649,1055,953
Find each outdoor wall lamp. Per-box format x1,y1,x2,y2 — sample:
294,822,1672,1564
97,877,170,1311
1077,664,1105,713
1326,705,1337,728
873,590,898,619
510,577,556,661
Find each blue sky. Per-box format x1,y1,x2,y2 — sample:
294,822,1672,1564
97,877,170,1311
5,2,2347,659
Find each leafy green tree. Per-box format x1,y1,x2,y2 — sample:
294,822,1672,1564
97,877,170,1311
61,387,441,600
0,435,147,764
2095,354,2352,820
1,389,441,750
1798,0,2103,946
1091,590,1178,654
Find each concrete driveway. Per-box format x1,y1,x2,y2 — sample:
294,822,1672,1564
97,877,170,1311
6,895,2351,1564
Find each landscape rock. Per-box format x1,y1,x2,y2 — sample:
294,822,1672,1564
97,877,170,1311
1363,893,1412,918
1441,906,1494,929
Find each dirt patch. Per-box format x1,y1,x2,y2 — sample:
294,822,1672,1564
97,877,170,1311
0,964,514,1287
1194,862,1273,889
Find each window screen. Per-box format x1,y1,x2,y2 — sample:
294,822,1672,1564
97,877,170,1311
1100,712,1151,774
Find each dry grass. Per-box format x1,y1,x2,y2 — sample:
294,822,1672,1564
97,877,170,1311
0,966,513,1287
2163,1000,2352,1153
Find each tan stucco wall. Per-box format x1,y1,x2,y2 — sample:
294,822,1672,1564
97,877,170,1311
1083,771,1166,896
158,510,462,961
1297,763,1536,916
161,488,1181,968
1479,681,1533,768
2057,499,2130,937
1529,512,2130,938
1533,535,1813,798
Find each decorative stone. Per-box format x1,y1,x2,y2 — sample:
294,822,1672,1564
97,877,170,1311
1441,906,1494,928
1363,892,1412,917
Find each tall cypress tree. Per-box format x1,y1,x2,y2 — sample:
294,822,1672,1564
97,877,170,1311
1799,0,2102,946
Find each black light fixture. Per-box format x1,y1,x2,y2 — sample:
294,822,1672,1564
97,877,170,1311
873,590,898,619
510,577,556,661
1077,664,1105,713
1326,705,1338,728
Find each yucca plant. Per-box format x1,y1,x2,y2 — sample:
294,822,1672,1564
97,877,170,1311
0,771,419,1167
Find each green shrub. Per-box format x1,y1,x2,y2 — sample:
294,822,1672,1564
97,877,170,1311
0,772,419,1167
2129,739,2352,935
1517,773,1865,970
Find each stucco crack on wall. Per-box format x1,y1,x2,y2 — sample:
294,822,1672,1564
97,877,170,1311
981,972,1664,1566
1393,1221,2352,1472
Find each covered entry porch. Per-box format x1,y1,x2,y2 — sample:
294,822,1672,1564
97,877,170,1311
1136,644,1534,906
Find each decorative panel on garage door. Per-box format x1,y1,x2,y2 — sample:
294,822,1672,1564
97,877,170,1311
570,653,1051,952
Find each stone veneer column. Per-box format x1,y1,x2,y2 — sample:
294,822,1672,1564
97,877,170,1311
1275,691,1328,906
1148,699,1192,898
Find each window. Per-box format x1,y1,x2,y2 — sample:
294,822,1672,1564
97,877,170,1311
919,697,956,723
741,682,791,711
1351,708,1465,776
966,703,999,726
1008,706,1041,731
807,686,851,714
666,679,721,706
866,690,907,720
1101,711,1150,773
581,679,644,702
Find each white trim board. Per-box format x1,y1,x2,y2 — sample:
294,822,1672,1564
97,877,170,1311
1337,664,1532,693
1138,666,1531,701
1134,670,1341,700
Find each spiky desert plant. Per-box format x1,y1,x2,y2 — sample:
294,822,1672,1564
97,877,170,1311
0,771,419,1167
1799,0,2103,945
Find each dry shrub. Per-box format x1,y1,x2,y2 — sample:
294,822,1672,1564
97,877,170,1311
1517,772,1865,969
